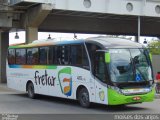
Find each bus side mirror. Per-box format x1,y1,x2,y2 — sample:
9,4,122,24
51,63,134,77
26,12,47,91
149,53,152,62
105,52,110,63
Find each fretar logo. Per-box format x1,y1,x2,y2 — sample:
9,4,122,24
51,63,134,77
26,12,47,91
34,70,56,86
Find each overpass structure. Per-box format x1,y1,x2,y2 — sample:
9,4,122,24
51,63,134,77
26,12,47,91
1,0,160,83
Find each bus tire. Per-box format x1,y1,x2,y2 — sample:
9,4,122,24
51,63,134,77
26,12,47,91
27,82,36,99
78,87,90,108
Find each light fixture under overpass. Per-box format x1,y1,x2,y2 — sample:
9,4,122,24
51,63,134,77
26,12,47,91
48,34,51,39
143,38,147,44
15,32,19,39
73,33,77,39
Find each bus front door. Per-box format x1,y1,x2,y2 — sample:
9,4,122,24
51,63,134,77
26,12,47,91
94,51,108,104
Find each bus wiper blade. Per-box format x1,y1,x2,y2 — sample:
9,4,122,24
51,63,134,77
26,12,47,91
131,57,148,82
126,57,134,82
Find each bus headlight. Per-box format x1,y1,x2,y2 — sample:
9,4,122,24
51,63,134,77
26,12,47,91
121,88,151,95
108,85,122,94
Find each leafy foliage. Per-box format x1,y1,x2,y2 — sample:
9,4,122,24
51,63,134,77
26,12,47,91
147,41,160,55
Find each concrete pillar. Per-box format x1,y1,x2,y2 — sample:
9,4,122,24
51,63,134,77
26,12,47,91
23,4,52,44
135,36,139,42
0,32,9,83
26,27,38,43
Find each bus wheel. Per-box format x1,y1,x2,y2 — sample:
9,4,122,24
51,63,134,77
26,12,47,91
27,82,36,99
78,88,90,108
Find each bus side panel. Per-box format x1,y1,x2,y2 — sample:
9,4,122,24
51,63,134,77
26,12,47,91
47,66,95,102
7,65,96,102
95,80,108,105
7,67,25,92
7,67,39,93
48,66,73,99
71,67,95,102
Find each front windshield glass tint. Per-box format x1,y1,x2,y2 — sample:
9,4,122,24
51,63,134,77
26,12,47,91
109,49,134,82
109,49,152,83
130,49,152,81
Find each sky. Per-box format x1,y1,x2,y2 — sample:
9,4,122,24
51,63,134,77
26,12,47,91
9,31,156,46
9,32,99,45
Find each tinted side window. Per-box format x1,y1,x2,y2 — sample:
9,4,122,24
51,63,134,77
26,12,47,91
71,45,89,69
48,46,61,65
49,46,59,65
39,47,48,64
8,49,15,64
27,48,39,65
51,45,70,65
86,43,101,72
48,47,53,64
82,45,89,68
57,46,62,65
61,46,70,65
71,45,82,65
16,49,26,65
95,52,106,82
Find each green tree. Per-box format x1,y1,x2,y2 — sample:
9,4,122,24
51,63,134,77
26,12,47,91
147,41,160,55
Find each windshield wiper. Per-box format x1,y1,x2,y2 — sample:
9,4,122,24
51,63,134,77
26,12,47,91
129,58,136,82
131,58,148,82
136,67,148,81
132,58,148,81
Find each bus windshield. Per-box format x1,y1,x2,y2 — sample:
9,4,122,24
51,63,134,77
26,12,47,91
109,48,153,83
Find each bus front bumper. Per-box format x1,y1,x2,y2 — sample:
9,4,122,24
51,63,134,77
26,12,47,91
108,88,155,105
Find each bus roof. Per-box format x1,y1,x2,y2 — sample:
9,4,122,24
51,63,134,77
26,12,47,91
9,36,144,49
9,39,84,48
86,36,144,48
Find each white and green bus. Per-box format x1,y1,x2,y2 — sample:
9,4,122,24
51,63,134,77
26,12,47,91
7,36,155,107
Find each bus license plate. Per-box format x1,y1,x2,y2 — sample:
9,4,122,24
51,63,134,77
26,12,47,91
133,96,141,101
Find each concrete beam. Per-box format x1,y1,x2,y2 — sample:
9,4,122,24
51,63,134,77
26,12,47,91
39,14,160,36
54,0,160,18
22,3,53,43
0,13,12,27
39,14,138,35
24,4,53,27
0,32,9,83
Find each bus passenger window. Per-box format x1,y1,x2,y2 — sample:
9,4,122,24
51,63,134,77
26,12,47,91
86,43,101,72
82,46,89,69
48,47,53,64
15,49,26,65
8,49,15,64
57,46,62,65
61,46,70,65
49,46,59,65
70,45,89,69
39,47,48,64
71,45,82,65
27,48,39,65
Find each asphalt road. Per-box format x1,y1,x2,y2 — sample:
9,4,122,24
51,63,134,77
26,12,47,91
0,84,160,120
